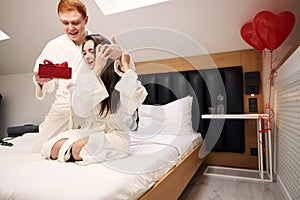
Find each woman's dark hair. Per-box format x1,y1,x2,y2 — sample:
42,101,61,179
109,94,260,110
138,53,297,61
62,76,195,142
82,34,121,117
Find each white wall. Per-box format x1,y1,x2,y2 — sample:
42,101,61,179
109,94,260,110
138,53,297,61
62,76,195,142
273,44,300,200
1,0,299,75
0,73,55,138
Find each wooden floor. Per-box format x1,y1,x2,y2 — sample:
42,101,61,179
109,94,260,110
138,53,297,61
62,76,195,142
179,165,286,200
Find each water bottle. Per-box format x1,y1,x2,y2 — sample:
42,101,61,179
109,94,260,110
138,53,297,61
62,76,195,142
217,94,224,114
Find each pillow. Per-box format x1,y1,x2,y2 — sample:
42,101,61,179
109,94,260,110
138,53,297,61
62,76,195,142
136,95,195,136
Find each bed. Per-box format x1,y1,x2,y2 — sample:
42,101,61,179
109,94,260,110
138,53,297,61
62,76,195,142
0,95,204,200
0,131,202,200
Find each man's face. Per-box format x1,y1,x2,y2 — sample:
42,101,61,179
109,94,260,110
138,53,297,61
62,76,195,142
59,10,88,46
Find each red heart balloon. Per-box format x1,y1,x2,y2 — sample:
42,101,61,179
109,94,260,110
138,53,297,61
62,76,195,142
254,10,295,50
240,22,266,51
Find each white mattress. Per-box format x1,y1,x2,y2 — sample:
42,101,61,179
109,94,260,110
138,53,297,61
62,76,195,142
0,132,202,200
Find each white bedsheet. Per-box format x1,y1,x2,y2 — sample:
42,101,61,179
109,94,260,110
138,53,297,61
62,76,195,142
0,132,202,200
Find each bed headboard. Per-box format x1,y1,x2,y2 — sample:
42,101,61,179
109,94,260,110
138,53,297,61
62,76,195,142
138,66,245,153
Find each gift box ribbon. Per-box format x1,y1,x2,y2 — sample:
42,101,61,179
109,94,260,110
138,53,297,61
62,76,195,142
43,59,68,68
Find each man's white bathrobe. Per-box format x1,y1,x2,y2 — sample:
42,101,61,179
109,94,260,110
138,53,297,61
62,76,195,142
32,33,92,153
41,63,147,165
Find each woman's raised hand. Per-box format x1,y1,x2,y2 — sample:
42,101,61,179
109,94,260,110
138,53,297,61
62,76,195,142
121,54,131,73
93,44,111,77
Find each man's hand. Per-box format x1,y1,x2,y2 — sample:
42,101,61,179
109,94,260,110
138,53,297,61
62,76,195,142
110,36,122,60
34,72,53,87
93,44,111,77
108,45,122,60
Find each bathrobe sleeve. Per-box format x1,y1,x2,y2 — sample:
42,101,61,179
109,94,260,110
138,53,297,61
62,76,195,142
72,63,109,118
113,69,148,131
115,69,148,115
33,42,58,100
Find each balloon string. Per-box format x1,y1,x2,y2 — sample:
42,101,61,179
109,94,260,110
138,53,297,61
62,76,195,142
259,50,276,135
257,50,276,154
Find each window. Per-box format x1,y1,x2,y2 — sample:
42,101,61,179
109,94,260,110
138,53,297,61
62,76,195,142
94,0,170,15
0,29,10,41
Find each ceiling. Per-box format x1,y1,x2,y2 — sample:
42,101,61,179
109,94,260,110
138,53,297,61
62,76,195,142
0,0,299,75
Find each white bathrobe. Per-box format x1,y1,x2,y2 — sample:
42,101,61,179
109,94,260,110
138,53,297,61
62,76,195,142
41,62,148,165
32,32,92,153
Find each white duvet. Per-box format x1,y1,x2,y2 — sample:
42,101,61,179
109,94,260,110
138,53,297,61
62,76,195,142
0,133,202,200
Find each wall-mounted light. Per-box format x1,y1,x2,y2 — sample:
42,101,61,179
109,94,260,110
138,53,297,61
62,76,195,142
245,71,260,96
0,29,10,41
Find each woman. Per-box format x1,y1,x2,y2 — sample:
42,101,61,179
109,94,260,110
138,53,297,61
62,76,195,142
41,34,147,165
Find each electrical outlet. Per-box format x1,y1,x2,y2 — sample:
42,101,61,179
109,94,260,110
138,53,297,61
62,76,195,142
250,148,258,156
249,98,258,112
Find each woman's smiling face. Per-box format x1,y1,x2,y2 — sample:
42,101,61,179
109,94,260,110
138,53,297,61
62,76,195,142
82,40,95,69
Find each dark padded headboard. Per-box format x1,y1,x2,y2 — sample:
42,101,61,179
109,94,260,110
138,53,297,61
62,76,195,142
138,66,245,153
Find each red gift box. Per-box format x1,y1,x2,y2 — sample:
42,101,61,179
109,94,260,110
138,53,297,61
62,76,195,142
38,59,72,79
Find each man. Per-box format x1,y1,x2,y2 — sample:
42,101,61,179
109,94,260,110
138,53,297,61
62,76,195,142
32,0,122,152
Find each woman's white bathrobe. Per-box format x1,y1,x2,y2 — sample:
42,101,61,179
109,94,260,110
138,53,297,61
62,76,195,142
32,32,92,153
41,63,148,165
